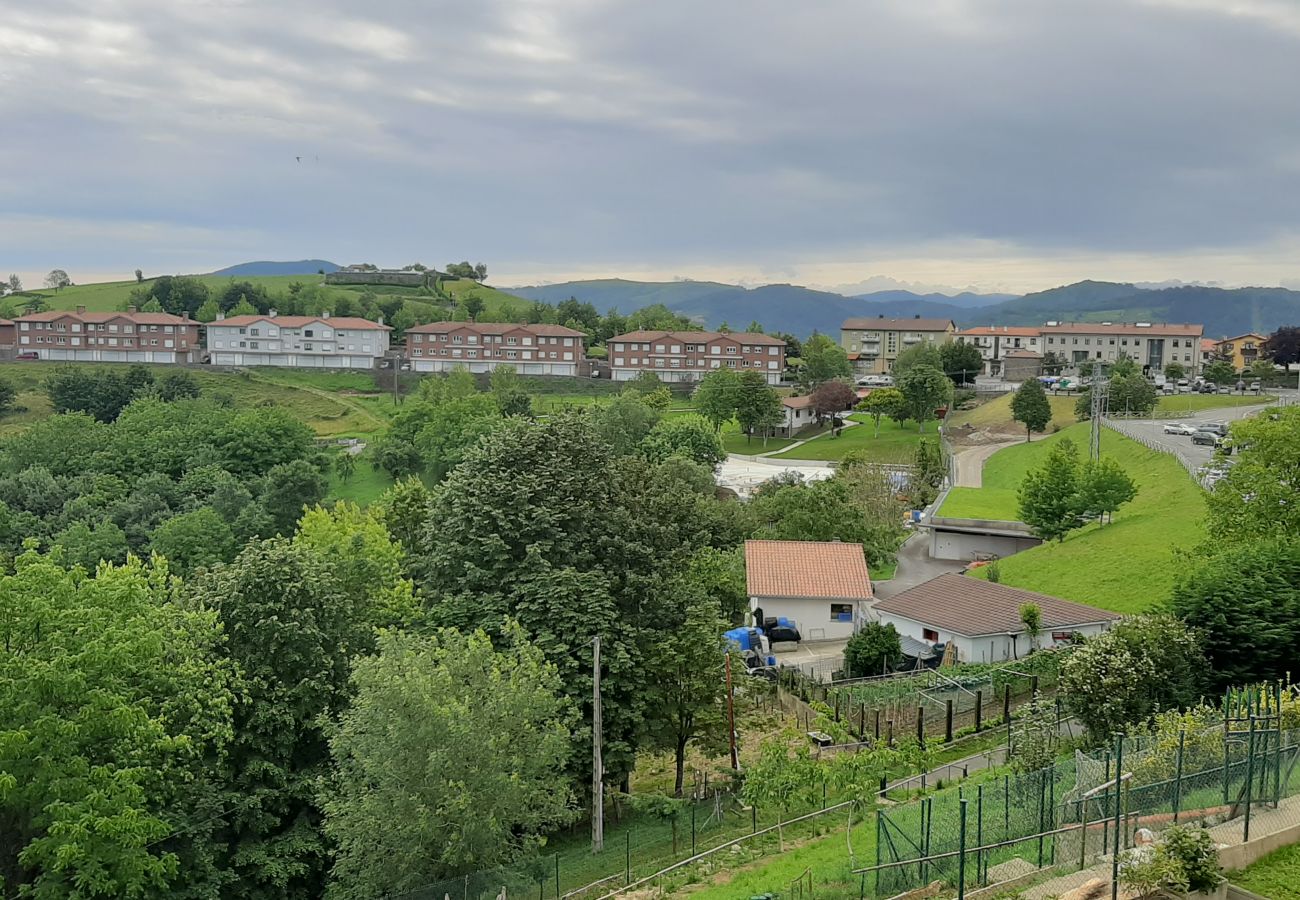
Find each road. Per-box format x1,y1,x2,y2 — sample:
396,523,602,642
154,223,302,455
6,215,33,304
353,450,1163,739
1110,402,1271,472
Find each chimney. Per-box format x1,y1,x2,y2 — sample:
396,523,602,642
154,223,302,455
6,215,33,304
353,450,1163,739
126,305,137,314
377,314,384,326
269,307,278,317
77,305,87,314
216,310,225,321
321,310,330,319
914,313,921,319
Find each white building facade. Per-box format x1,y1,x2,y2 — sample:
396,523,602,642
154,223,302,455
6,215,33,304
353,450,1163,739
1039,322,1204,376
206,313,390,368
955,326,1043,376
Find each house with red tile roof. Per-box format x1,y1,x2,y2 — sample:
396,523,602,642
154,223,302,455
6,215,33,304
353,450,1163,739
873,574,1119,664
744,539,873,641
206,310,391,369
405,321,587,376
955,326,1043,377
607,330,785,385
15,306,200,363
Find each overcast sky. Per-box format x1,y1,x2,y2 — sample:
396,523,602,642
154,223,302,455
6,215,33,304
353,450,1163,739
3,0,1299,293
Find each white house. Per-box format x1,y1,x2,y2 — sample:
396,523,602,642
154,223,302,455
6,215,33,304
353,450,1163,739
206,312,391,369
872,574,1120,664
744,539,873,642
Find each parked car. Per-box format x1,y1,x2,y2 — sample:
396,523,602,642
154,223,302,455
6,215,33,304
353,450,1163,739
1198,422,1229,437
1176,379,1191,393
1195,382,1217,394
15,351,38,361
1191,431,1221,447
1163,422,1198,435
1250,381,1262,393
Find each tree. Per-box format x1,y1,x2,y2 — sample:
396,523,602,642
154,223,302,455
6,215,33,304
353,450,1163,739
0,378,16,415
258,458,327,534
1010,377,1051,442
1041,351,1066,375
593,392,662,457
1163,361,1186,381
624,369,665,394
856,387,906,436
134,267,144,283
1249,357,1276,380
1205,406,1300,543
0,549,235,898
229,296,257,317
844,622,903,677
1017,438,1083,541
1171,537,1300,691
1019,602,1043,651
6,274,21,293
897,364,952,432
685,546,748,625
891,342,942,378
1077,456,1137,525
692,368,740,431
1060,615,1205,741
741,735,819,851
335,451,356,482
150,505,238,573
21,294,48,313
911,438,946,507
939,341,984,384
489,364,532,418
734,370,782,444
749,476,904,572
798,333,852,388
195,297,222,322
323,626,572,898
43,268,71,290
413,394,504,480
640,414,726,468
1009,692,1059,773
473,262,488,282
643,584,728,796
1203,359,1237,385
810,380,858,433
1262,325,1300,368
1108,372,1157,416
1110,354,1139,378
53,518,129,570
157,370,201,401
190,538,370,900
460,292,485,321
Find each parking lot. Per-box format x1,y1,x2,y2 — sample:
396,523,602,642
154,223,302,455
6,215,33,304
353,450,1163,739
1115,403,1271,471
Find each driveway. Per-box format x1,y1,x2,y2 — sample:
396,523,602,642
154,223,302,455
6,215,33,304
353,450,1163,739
871,532,966,600
1109,402,1270,472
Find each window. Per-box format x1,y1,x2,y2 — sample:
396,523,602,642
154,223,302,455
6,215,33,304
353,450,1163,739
830,603,853,622
923,628,939,642
304,329,315,337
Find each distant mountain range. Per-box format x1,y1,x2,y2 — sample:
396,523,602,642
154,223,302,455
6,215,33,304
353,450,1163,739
503,278,1300,339
212,260,340,276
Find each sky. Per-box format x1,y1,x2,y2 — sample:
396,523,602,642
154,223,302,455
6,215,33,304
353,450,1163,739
2,0,1300,295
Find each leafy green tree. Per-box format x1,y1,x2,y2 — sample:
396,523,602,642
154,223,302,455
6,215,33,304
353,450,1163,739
1010,377,1051,441
641,385,674,412
939,341,984,384
322,625,572,898
1107,372,1158,416
1202,359,1236,385
1248,357,1276,380
6,273,21,292
685,546,748,625
258,458,327,534
334,451,356,482
371,476,432,564
643,584,728,796
593,392,662,457
489,364,532,417
44,366,142,422
150,506,238,573
1017,438,1083,541
1205,405,1300,543
157,371,201,402
856,387,906,435
734,370,782,444
1077,456,1137,525
798,333,852,388
52,518,129,570
741,734,820,851
1171,538,1300,690
692,368,740,431
0,378,16,414
1019,602,1043,651
191,538,370,900
897,364,952,432
844,622,903,677
1061,615,1205,742
1009,692,1059,773
623,369,665,394
640,414,726,468
1163,361,1186,381
1110,354,1139,378
0,549,235,898
228,296,257,317
910,438,947,508
144,275,211,317
891,342,942,378
413,394,503,480
44,268,71,290
750,476,901,571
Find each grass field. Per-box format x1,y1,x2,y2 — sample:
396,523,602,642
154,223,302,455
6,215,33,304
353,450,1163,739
325,461,394,506
959,423,1205,613
950,393,1078,435
1233,842,1300,900
771,416,940,462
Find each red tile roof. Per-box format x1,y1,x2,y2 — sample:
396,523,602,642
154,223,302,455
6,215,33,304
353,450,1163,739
214,315,390,330
872,574,1119,637
957,326,1041,337
17,310,196,325
1039,322,1202,336
842,317,956,331
406,321,585,337
781,395,816,409
744,540,873,600
1200,338,1219,352
610,330,785,344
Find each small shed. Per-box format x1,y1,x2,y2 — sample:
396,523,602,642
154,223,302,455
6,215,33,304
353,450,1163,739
872,574,1120,664
744,539,873,642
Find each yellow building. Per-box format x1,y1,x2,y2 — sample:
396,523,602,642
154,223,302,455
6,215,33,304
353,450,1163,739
840,316,956,375
1214,333,1268,371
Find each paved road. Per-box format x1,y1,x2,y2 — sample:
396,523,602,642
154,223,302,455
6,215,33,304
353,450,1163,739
872,532,965,600
1111,403,1270,472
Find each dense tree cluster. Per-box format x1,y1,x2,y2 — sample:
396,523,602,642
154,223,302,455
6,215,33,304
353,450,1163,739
1017,438,1136,540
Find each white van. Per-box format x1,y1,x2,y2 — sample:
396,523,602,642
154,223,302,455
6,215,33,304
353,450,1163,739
856,374,895,387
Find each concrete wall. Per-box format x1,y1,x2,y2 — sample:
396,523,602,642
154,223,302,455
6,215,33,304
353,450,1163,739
929,528,1042,561
750,595,862,642
325,270,428,287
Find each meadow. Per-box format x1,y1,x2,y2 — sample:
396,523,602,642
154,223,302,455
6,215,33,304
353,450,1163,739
771,415,941,463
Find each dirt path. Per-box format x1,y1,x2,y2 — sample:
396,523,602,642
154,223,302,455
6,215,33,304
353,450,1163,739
952,439,1021,488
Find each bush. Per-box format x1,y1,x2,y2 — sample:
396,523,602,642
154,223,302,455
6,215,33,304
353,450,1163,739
1120,824,1222,898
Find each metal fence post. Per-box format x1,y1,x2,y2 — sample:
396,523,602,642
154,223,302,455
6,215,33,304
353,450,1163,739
976,783,985,885
625,831,631,886
1110,734,1124,900
1101,751,1111,852
946,698,954,743
1037,769,1046,867
555,854,560,899
1244,716,1257,842
917,706,925,745
958,798,969,900
1173,728,1186,824
975,690,983,733
1078,798,1087,871
875,808,883,899
691,803,697,856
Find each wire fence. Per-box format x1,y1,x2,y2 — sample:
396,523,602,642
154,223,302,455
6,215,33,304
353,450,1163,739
1103,417,1205,483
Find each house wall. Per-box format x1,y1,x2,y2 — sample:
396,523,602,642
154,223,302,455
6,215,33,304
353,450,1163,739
1040,330,1202,375
929,528,1042,562
411,358,578,376
840,326,955,374
207,321,389,366
608,335,784,383
749,595,863,642
875,611,1112,664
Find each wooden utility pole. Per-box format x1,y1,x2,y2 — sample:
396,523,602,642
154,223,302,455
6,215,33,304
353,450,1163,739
725,652,739,771
592,635,604,853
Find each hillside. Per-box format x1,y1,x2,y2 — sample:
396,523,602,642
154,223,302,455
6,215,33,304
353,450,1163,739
212,260,340,276
851,289,1016,308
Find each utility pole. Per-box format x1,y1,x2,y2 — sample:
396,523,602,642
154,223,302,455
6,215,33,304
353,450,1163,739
1089,361,1108,461
592,635,604,854
725,652,739,772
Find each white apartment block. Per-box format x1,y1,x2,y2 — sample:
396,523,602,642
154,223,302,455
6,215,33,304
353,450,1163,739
1039,322,1203,376
955,326,1043,376
206,312,391,368
405,322,586,376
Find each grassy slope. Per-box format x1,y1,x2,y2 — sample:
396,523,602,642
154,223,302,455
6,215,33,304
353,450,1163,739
1233,842,1300,900
959,423,1205,613
772,417,940,462
950,393,1078,434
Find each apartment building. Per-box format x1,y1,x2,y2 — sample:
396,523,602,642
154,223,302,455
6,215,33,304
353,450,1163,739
206,311,390,368
1039,322,1203,375
1214,333,1268,371
607,330,786,384
955,326,1042,376
404,322,586,375
0,319,15,352
15,306,201,363
840,316,957,375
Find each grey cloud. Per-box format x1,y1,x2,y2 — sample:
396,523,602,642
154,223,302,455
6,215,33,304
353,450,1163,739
1,0,1298,285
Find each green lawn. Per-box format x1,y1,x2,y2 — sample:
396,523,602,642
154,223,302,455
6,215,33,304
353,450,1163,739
950,392,1078,435
961,423,1205,613
325,462,394,506
1232,842,1300,900
771,417,940,462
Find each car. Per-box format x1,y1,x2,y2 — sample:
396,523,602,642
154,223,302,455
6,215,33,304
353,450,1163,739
1163,422,1198,435
1250,381,1262,393
15,351,38,361
1198,422,1229,437
1191,431,1220,447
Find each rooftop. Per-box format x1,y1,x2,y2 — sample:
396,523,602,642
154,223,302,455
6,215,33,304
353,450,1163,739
843,316,957,332
873,573,1120,637
406,321,586,337
957,326,1041,337
744,539,873,600
610,330,785,344
214,314,390,330
1039,322,1203,337
17,309,196,325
